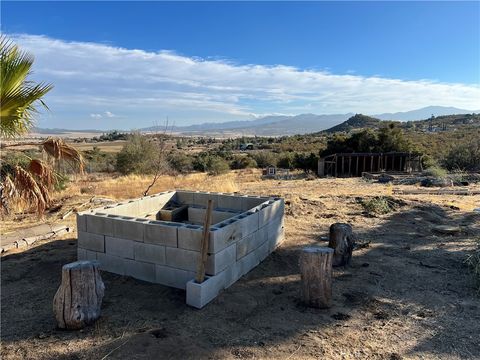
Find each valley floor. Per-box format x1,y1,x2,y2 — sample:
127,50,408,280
1,173,479,359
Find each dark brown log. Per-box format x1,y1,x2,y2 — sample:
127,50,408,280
328,223,356,267
53,260,105,330
299,247,334,308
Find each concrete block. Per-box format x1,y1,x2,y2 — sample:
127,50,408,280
175,190,195,205
96,253,125,275
235,249,259,278
258,199,284,227
189,207,239,225
112,216,146,241
255,240,270,263
137,193,176,215
218,194,243,211
236,228,267,260
268,226,285,252
144,221,179,247
178,225,203,251
188,207,205,225
212,209,238,224
209,218,244,253
235,211,260,237
155,265,195,289
125,199,141,216
223,264,240,288
134,242,166,265
105,236,135,259
77,247,87,260
193,192,219,208
206,243,236,275
165,247,199,272
85,213,114,236
186,273,226,308
124,259,156,282
76,214,87,232
241,196,269,211
137,197,155,215
267,216,284,241
78,231,105,252
101,204,124,216
85,249,98,261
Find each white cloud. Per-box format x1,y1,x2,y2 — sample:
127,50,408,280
11,34,480,128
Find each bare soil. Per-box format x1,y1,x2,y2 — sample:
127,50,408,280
2,177,479,359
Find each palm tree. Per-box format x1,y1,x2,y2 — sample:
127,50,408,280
0,36,84,216
0,36,53,138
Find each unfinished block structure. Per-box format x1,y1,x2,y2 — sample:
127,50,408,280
77,190,285,308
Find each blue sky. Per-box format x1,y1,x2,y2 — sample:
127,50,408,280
2,1,480,130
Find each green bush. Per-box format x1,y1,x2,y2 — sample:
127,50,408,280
116,133,164,174
231,155,257,169
277,152,295,169
167,152,193,173
443,140,480,171
424,166,448,179
251,151,278,168
84,147,116,173
206,156,230,175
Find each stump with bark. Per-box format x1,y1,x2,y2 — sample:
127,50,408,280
328,223,356,267
299,247,334,308
53,260,105,330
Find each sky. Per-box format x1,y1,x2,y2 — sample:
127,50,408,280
2,1,480,130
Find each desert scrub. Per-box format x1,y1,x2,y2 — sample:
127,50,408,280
465,239,480,292
357,196,404,215
424,165,448,179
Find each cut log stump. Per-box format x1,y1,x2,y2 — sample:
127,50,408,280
299,247,334,308
328,223,356,267
53,260,105,330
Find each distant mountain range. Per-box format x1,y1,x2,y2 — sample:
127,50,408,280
144,106,478,136
33,106,478,137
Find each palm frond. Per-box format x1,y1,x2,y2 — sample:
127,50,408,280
41,138,85,173
13,165,49,216
28,159,55,189
0,175,17,215
0,35,53,138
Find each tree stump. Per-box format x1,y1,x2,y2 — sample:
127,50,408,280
53,260,105,330
328,223,356,267
299,247,334,308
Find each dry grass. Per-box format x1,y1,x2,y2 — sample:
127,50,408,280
64,171,246,200
71,141,126,153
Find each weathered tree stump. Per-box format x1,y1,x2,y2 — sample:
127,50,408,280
328,223,356,267
299,247,334,308
53,260,105,330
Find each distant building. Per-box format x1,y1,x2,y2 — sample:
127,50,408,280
318,152,423,177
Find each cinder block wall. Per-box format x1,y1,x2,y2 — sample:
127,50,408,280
77,190,285,304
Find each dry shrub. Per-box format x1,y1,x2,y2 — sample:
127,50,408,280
358,196,405,215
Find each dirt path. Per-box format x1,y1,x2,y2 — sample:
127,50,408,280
1,179,479,359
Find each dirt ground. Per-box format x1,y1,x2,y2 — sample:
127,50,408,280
1,176,479,359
